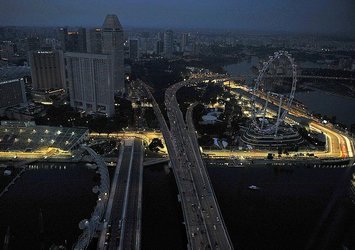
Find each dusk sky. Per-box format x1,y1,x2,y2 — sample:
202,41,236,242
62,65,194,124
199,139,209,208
1,0,354,34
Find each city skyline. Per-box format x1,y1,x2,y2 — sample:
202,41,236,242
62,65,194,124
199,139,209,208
0,2,354,249
0,0,354,35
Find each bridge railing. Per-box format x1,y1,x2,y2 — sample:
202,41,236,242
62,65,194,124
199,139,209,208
73,146,110,250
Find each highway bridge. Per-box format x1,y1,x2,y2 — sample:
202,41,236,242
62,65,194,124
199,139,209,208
143,157,170,166
140,78,234,249
98,138,144,250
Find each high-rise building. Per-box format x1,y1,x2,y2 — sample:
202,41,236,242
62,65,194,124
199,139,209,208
102,14,125,92
86,28,102,54
181,33,189,51
156,40,164,55
58,27,68,51
59,27,87,53
157,32,164,42
66,32,79,52
129,39,139,60
163,30,173,58
0,78,27,109
65,52,115,117
77,28,87,53
29,50,66,91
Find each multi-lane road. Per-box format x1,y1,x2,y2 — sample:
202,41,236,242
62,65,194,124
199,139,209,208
231,85,354,159
140,80,234,249
98,75,352,250
98,138,143,250
165,79,234,249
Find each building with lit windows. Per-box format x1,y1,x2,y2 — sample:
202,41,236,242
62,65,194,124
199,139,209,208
65,52,115,117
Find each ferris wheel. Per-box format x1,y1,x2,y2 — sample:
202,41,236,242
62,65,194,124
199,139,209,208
250,50,297,135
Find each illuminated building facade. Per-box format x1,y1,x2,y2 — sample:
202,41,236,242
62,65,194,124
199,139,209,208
65,52,115,117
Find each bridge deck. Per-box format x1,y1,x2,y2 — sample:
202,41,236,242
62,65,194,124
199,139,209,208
98,139,144,250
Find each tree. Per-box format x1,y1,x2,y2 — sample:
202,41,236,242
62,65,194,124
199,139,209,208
267,153,274,160
148,138,164,152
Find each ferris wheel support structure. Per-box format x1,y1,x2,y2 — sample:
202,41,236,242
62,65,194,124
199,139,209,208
251,50,297,135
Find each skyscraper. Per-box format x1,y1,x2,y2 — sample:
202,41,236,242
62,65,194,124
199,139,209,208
86,28,102,54
77,28,87,53
156,40,164,55
58,27,68,51
29,50,66,91
163,30,173,59
66,31,79,52
101,14,125,93
58,27,85,53
181,33,189,52
65,52,115,117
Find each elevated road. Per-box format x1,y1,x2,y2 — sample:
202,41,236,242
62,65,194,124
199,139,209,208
139,81,206,249
143,157,170,166
140,80,234,249
119,139,144,250
165,78,234,249
98,139,143,250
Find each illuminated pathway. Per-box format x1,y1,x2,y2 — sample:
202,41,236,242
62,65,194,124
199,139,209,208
229,85,354,160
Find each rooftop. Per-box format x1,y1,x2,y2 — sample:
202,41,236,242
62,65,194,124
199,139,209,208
102,14,123,31
0,124,88,152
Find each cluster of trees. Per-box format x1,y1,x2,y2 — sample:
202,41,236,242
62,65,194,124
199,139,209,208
34,97,134,133
90,140,117,155
148,138,164,152
298,127,326,148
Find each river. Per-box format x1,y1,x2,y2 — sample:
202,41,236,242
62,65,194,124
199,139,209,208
224,59,355,127
0,161,353,249
295,90,355,127
142,163,355,249
0,163,98,249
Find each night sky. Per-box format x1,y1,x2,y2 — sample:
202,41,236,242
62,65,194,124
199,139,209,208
1,0,354,34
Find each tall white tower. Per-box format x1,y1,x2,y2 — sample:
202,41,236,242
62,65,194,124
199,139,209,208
102,14,125,93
